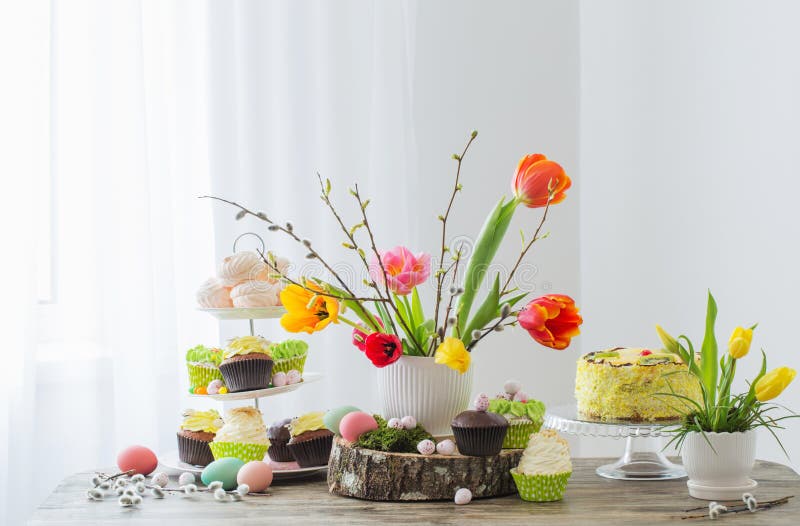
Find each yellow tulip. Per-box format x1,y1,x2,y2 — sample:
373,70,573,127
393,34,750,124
755,367,797,402
279,281,339,334
728,327,753,359
434,337,471,374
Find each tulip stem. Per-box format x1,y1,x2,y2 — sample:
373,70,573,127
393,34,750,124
500,190,553,296
433,133,478,348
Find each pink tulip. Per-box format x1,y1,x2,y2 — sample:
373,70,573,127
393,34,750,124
369,246,431,296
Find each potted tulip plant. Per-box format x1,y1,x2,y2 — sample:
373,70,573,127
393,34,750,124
656,292,797,500
206,131,583,435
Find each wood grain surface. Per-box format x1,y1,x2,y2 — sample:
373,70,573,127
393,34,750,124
30,459,800,525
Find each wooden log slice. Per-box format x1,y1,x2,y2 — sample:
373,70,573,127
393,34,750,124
327,436,522,501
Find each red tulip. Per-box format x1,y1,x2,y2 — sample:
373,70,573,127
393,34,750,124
351,319,383,351
512,154,571,208
364,332,403,368
518,294,582,350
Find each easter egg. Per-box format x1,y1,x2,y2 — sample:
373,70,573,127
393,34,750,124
417,439,435,455
474,393,489,412
201,457,245,490
339,411,378,442
387,418,403,429
286,369,301,384
150,472,169,488
400,416,417,429
436,439,456,456
503,379,522,396
178,472,196,486
117,445,158,476
323,405,361,435
236,461,273,493
454,487,472,505
272,372,287,387
513,391,529,403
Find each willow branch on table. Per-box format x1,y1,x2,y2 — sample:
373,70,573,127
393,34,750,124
433,131,477,341
500,190,553,296
679,495,793,519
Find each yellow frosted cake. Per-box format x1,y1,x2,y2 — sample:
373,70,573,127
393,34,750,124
575,347,701,422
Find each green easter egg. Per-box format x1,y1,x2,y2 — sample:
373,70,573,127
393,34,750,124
201,457,244,490
323,405,361,435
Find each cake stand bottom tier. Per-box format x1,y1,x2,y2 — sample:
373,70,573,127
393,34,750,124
327,437,523,501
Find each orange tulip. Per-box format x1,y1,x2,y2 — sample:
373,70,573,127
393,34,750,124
512,154,571,208
279,281,339,334
517,294,582,350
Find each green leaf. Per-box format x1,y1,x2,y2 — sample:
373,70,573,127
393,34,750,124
463,274,501,347
495,292,527,317
456,197,518,336
411,287,424,326
700,291,719,406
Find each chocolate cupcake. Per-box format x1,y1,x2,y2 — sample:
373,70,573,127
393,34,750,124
219,335,274,392
267,418,294,462
451,394,509,456
177,409,223,466
286,412,334,467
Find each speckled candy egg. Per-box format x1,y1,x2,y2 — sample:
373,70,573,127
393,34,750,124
150,472,169,488
339,411,379,442
513,391,529,403
117,445,158,476
236,461,273,493
455,487,472,505
417,439,435,455
207,379,223,395
387,418,404,429
436,439,456,456
201,457,245,490
400,416,417,429
286,370,302,384
272,372,287,387
474,393,489,412
323,406,361,435
503,379,522,396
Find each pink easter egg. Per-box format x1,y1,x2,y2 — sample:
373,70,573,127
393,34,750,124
286,370,301,384
236,461,273,493
117,445,158,476
417,439,435,455
339,412,378,442
454,487,472,505
474,393,489,412
272,372,287,387
387,418,403,429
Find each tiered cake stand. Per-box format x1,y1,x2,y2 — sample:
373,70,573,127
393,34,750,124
161,233,324,478
544,405,686,480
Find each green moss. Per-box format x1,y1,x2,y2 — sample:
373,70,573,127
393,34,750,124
355,415,434,453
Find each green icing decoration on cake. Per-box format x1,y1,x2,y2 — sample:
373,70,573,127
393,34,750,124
355,415,434,453
488,398,546,423
185,344,223,366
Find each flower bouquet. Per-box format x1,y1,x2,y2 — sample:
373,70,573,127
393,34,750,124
205,132,582,432
655,292,797,499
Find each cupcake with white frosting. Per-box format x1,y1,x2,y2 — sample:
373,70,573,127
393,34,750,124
510,429,572,502
209,407,270,463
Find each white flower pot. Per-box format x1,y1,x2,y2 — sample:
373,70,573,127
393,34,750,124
376,355,474,437
681,430,758,500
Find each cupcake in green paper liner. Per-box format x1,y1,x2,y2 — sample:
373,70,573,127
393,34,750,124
510,429,572,502
185,345,224,391
488,386,545,449
210,406,270,463
269,339,309,377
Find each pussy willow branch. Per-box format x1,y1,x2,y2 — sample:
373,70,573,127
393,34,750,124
201,195,379,304
315,174,388,327
500,191,553,296
429,248,463,354
351,184,419,349
94,470,135,487
433,133,477,339
467,311,516,351
680,496,792,519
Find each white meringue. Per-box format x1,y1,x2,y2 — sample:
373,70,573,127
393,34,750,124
230,280,282,308
218,251,267,286
254,255,290,284
196,278,233,308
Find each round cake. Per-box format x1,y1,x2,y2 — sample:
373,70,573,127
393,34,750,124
575,347,701,421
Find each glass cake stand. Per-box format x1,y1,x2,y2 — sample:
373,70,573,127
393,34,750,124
544,405,686,481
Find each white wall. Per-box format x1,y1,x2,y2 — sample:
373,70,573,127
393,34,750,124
580,0,800,466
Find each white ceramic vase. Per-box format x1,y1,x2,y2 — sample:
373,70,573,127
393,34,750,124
376,355,474,437
681,430,758,500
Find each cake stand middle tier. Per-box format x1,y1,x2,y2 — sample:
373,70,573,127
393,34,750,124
544,405,686,481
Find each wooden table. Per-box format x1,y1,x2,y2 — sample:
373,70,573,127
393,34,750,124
30,458,800,525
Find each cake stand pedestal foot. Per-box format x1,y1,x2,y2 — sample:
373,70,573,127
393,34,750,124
596,436,686,480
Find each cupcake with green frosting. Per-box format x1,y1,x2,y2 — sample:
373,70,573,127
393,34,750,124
185,345,224,391
488,381,545,448
269,339,309,377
